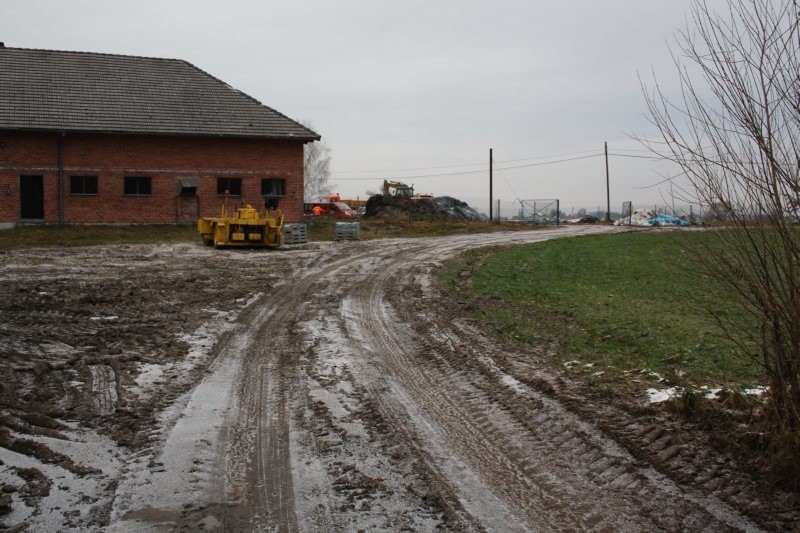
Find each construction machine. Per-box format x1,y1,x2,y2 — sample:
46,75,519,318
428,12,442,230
197,195,283,248
382,179,433,199
383,180,414,197
323,193,366,210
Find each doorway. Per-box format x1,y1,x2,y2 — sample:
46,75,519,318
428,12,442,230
20,175,44,220
177,181,198,224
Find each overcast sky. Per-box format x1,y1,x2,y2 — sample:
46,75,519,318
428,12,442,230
1,0,728,213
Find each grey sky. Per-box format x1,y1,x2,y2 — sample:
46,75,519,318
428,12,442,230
1,0,725,213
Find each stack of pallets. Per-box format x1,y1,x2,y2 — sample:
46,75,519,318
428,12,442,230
283,223,308,244
335,222,360,241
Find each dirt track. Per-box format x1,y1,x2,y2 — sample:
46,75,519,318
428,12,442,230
0,226,797,531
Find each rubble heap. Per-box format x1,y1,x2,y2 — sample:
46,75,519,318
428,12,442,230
364,194,487,221
433,196,488,221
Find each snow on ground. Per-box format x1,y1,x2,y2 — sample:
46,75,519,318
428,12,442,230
646,384,770,404
109,300,259,529
0,425,124,530
128,307,239,402
0,285,261,531
647,387,682,404
291,299,448,531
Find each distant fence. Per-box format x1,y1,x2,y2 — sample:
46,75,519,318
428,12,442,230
485,199,708,224
502,199,560,225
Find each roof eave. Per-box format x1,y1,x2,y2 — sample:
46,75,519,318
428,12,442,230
0,125,321,142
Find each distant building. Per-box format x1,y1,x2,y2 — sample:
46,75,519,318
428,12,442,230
0,45,319,228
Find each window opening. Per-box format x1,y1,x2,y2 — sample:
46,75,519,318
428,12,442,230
261,178,286,196
217,177,242,196
70,176,98,195
124,176,152,195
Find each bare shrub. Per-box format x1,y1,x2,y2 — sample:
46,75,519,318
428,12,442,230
641,0,800,432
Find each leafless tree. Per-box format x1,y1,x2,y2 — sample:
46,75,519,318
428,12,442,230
641,0,799,432
302,122,332,201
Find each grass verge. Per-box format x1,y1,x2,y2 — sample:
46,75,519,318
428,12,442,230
0,224,197,248
440,230,762,389
440,229,800,492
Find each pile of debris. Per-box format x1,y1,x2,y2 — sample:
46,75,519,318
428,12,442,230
364,194,487,222
364,195,444,220
433,196,488,221
615,210,691,227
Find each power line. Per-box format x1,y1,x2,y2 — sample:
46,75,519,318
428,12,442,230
608,147,656,154
497,153,603,171
333,153,604,181
330,148,603,176
495,148,602,164
330,160,486,175
633,170,689,189
608,152,665,160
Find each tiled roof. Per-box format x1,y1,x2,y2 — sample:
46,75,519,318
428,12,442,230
0,47,320,141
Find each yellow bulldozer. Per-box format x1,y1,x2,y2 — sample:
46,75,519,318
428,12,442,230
197,197,283,248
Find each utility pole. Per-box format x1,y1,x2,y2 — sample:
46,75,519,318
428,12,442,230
489,148,493,221
604,141,611,223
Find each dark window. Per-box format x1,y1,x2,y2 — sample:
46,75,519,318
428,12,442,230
261,178,286,196
217,178,242,196
70,176,98,195
124,176,152,195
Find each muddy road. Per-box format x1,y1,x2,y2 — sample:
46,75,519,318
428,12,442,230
0,226,795,531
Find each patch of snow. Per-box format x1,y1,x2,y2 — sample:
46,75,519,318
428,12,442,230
134,363,164,390
240,291,263,308
127,308,239,402
704,388,723,400
744,386,768,398
110,331,247,529
89,315,118,321
500,373,526,393
646,387,681,404
109,301,260,527
0,426,124,530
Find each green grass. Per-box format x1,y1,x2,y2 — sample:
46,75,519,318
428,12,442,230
0,224,197,248
442,231,762,387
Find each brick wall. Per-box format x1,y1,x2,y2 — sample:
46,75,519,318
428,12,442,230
0,131,307,224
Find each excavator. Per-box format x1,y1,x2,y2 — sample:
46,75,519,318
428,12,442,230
382,180,432,199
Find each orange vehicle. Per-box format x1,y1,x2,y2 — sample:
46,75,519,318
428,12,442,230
303,201,357,218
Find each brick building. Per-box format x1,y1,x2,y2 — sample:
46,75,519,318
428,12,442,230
0,45,319,228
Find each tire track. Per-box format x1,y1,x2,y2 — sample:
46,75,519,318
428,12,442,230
218,243,413,531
